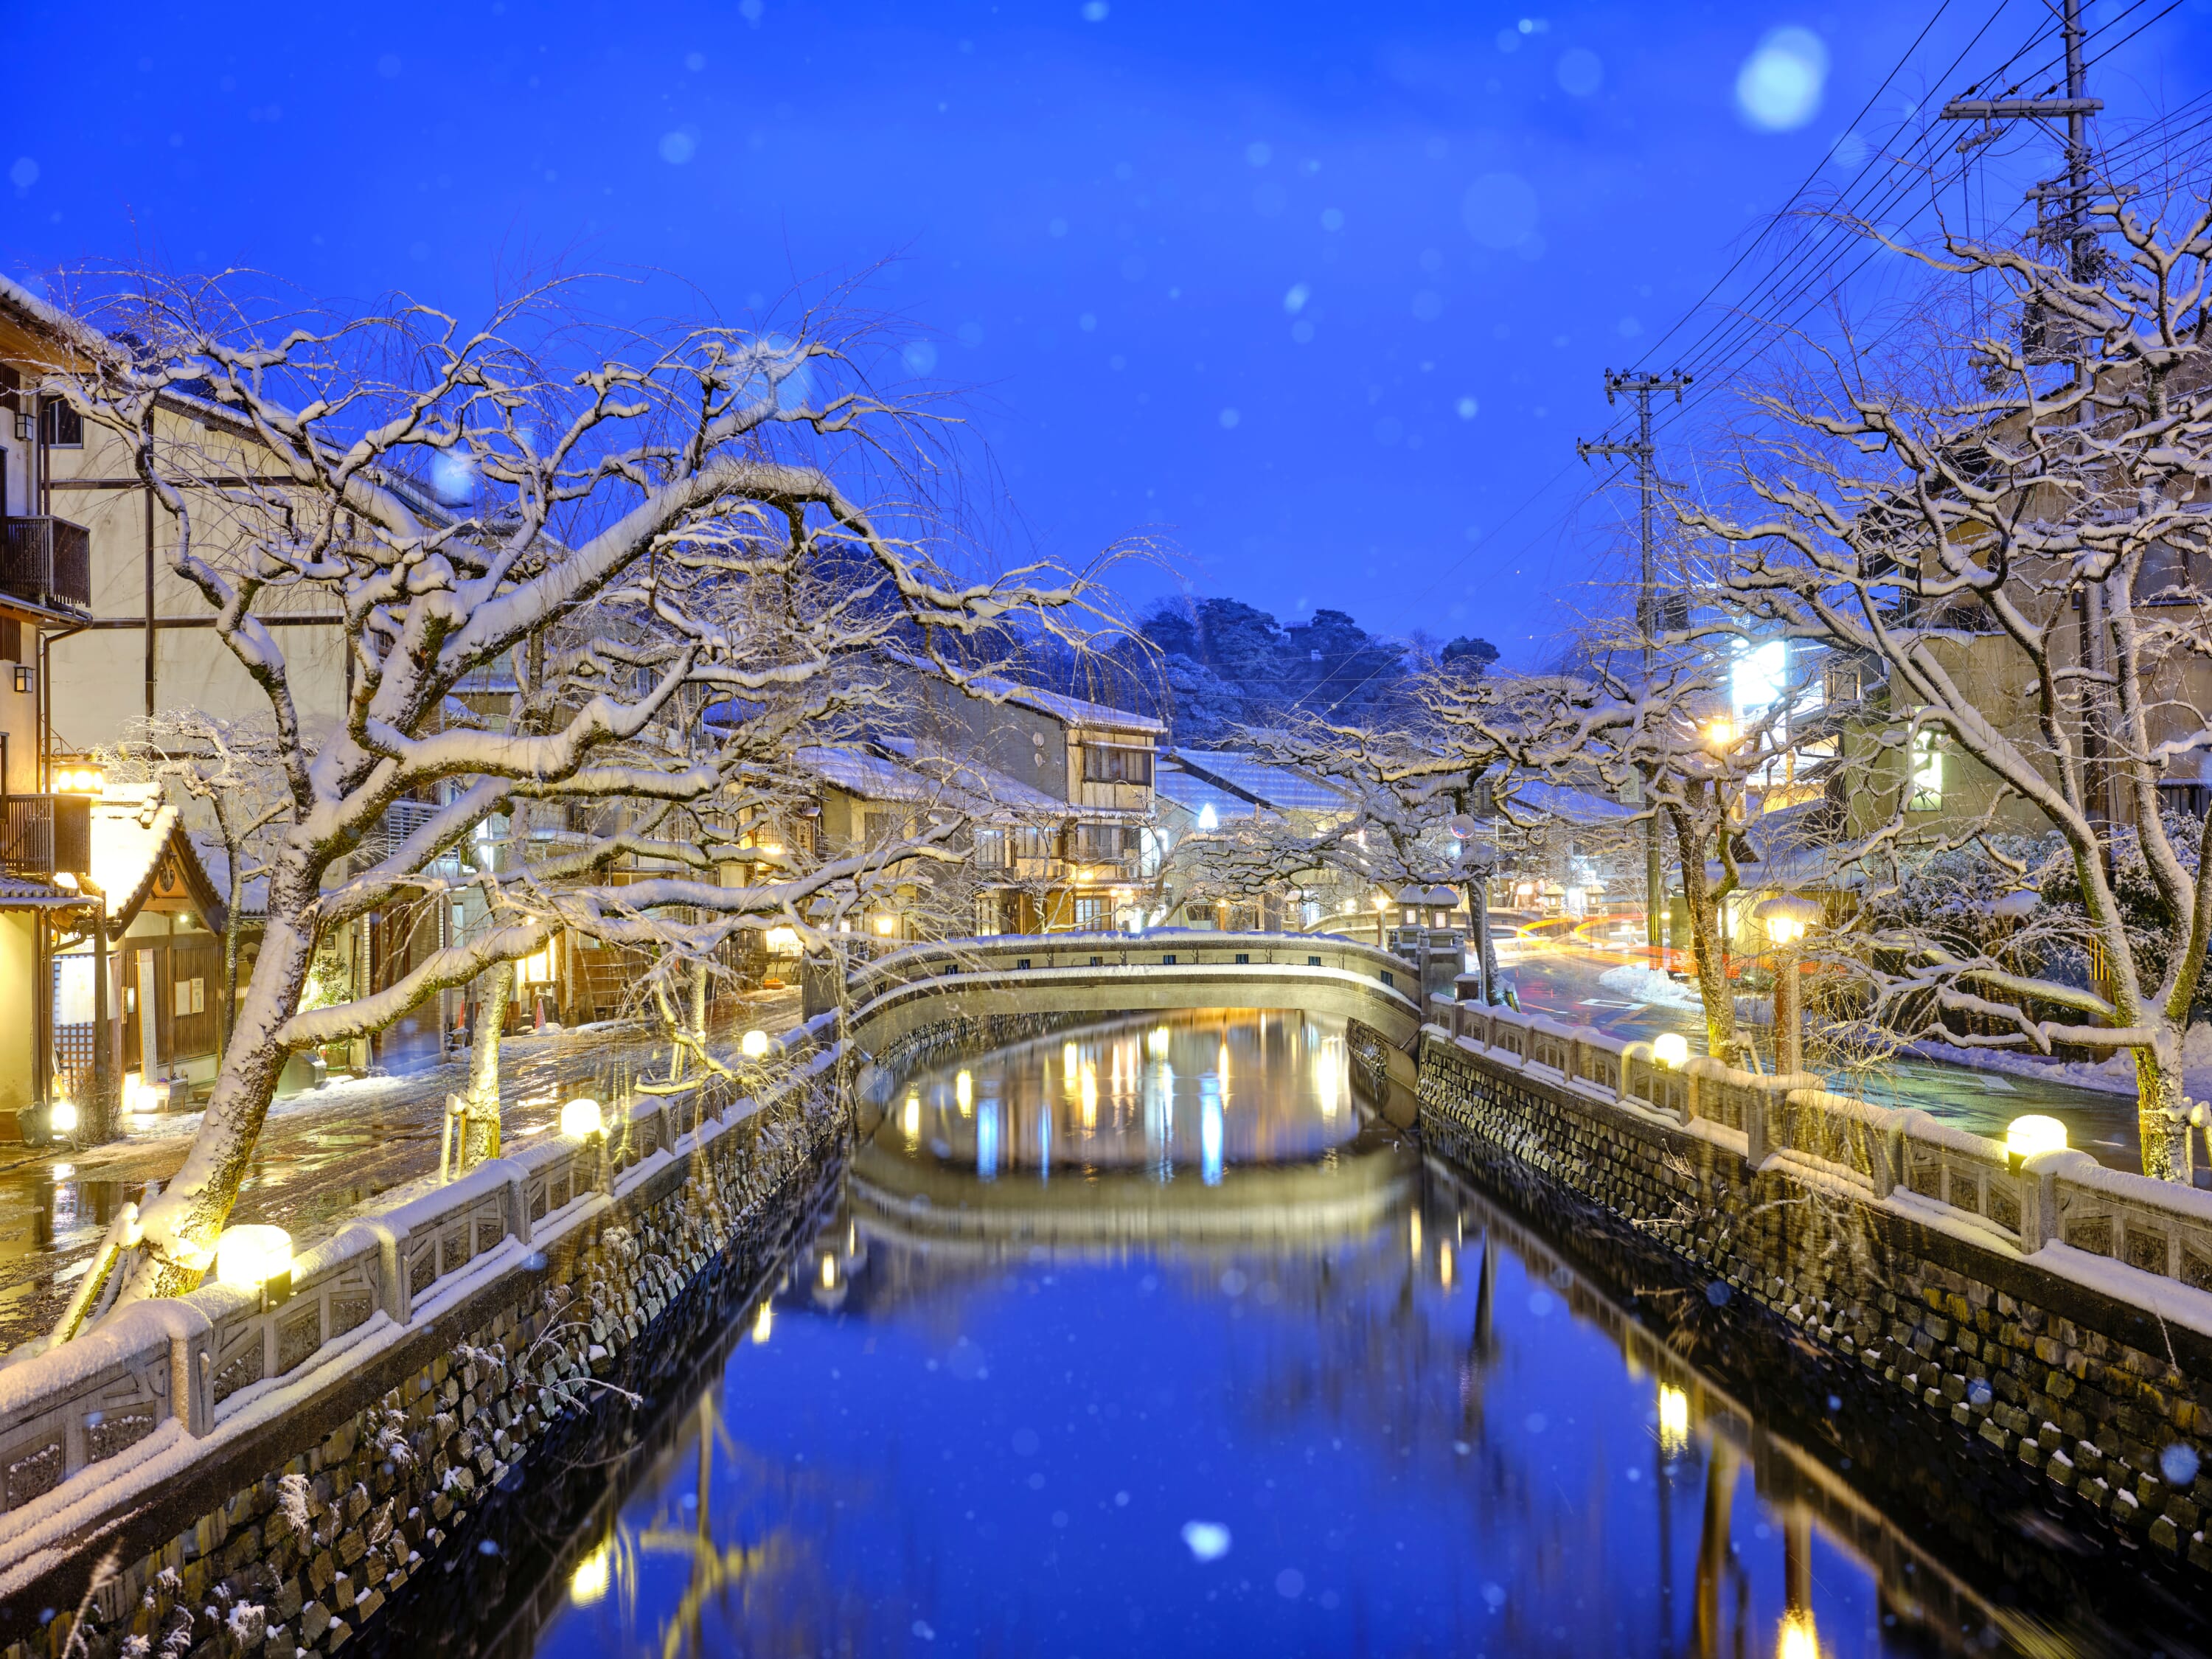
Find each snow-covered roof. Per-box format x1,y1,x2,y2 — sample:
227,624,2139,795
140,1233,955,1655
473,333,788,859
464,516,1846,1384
91,784,226,933
874,736,1064,813
1169,750,1352,814
1154,765,1258,827
797,741,1066,822
953,672,1165,736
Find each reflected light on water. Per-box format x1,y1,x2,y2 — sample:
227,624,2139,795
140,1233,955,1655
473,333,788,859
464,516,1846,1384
901,1094,919,1144
751,1300,772,1344
955,1070,973,1109
1148,1025,1170,1057
568,1540,611,1606
1777,1607,1819,1659
1200,1079,1223,1186
1409,1209,1422,1260
1079,1065,1098,1127
1439,1242,1454,1288
1658,1383,1690,1459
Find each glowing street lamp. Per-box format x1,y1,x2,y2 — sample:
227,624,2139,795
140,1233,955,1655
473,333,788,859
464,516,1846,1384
214,1223,294,1308
2006,1113,2067,1172
560,1096,605,1139
1652,1031,1689,1068
740,1028,771,1060
1753,894,1823,1075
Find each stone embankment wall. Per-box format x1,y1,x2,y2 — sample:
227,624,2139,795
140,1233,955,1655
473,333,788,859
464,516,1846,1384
0,1019,847,1659
1419,997,2212,1576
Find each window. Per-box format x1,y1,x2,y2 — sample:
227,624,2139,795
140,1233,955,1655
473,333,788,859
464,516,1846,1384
1082,744,1153,785
866,808,914,843
1074,822,1133,861
1823,661,1863,706
0,617,20,663
2140,542,2212,605
973,827,1010,869
1909,732,1944,811
1074,897,1110,928
1307,954,1321,967
39,401,83,448
1014,826,1057,862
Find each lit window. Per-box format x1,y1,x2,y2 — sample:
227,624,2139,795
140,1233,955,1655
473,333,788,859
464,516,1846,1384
1910,732,1943,810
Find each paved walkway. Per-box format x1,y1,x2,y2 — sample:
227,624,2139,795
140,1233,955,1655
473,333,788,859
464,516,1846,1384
0,989,801,1353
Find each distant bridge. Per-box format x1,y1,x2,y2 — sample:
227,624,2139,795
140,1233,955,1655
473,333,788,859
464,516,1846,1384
842,931,1427,1058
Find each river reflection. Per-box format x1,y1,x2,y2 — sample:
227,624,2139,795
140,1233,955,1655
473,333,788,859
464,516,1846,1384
531,1011,2007,1658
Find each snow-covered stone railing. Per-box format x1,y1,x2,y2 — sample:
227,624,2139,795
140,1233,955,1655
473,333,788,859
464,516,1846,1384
1425,990,2212,1293
0,1009,843,1532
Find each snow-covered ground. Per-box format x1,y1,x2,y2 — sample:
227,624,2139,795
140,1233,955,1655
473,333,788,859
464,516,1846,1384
1596,964,1703,1011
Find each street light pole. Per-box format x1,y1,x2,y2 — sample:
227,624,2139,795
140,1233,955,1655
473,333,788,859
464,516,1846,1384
1579,368,1692,966
1753,894,1821,1077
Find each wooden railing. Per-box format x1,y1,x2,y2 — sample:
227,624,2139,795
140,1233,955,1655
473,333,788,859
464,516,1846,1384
0,516,91,614
0,793,90,879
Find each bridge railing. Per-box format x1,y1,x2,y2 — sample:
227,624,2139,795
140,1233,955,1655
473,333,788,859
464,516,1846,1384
0,1010,844,1534
846,931,1423,1021
1425,988,2212,1290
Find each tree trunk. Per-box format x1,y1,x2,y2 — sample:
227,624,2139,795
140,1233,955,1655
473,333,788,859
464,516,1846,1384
465,960,512,1166
220,858,245,1065
112,912,319,1304
2135,1026,2191,1183
1672,811,1742,1066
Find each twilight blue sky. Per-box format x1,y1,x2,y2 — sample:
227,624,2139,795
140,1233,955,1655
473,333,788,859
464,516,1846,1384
6,0,2211,667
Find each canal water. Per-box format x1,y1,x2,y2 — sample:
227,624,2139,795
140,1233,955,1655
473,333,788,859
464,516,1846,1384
520,1012,2054,1658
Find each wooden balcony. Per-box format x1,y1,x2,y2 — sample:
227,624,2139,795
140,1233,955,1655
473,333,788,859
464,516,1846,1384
0,516,92,615
0,794,91,880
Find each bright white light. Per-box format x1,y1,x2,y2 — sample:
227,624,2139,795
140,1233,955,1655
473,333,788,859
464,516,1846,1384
1778,1610,1819,1659
1731,639,1787,714
1736,28,1828,131
1181,1520,1232,1561
752,1300,773,1343
560,1097,604,1138
1200,1082,1223,1186
956,1070,973,1107
902,1093,920,1139
1197,803,1218,830
2006,1115,2068,1159
1147,1026,1171,1057
1653,1032,1689,1068
740,1029,771,1060
764,926,801,956
48,1099,77,1133
214,1225,292,1290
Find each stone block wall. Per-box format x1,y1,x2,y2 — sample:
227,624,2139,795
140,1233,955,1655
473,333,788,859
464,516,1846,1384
1418,1033,2212,1576
4,1068,848,1659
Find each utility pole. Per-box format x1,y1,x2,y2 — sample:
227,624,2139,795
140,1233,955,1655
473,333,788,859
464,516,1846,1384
1579,367,1691,963
1940,0,2110,850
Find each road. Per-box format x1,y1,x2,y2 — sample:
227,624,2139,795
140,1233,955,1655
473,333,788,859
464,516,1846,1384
0,989,800,1354
1491,915,2146,1171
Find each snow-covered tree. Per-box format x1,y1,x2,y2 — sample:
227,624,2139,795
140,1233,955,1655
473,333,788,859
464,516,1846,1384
35,271,1110,1318
1686,180,2212,1178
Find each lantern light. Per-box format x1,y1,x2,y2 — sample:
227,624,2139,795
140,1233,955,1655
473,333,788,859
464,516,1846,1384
2006,1114,2067,1162
872,914,898,937
47,1098,78,1135
1753,894,1822,948
740,1029,771,1060
763,926,801,956
560,1097,605,1139
214,1224,293,1291
1778,1610,1819,1659
1652,1032,1689,1068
